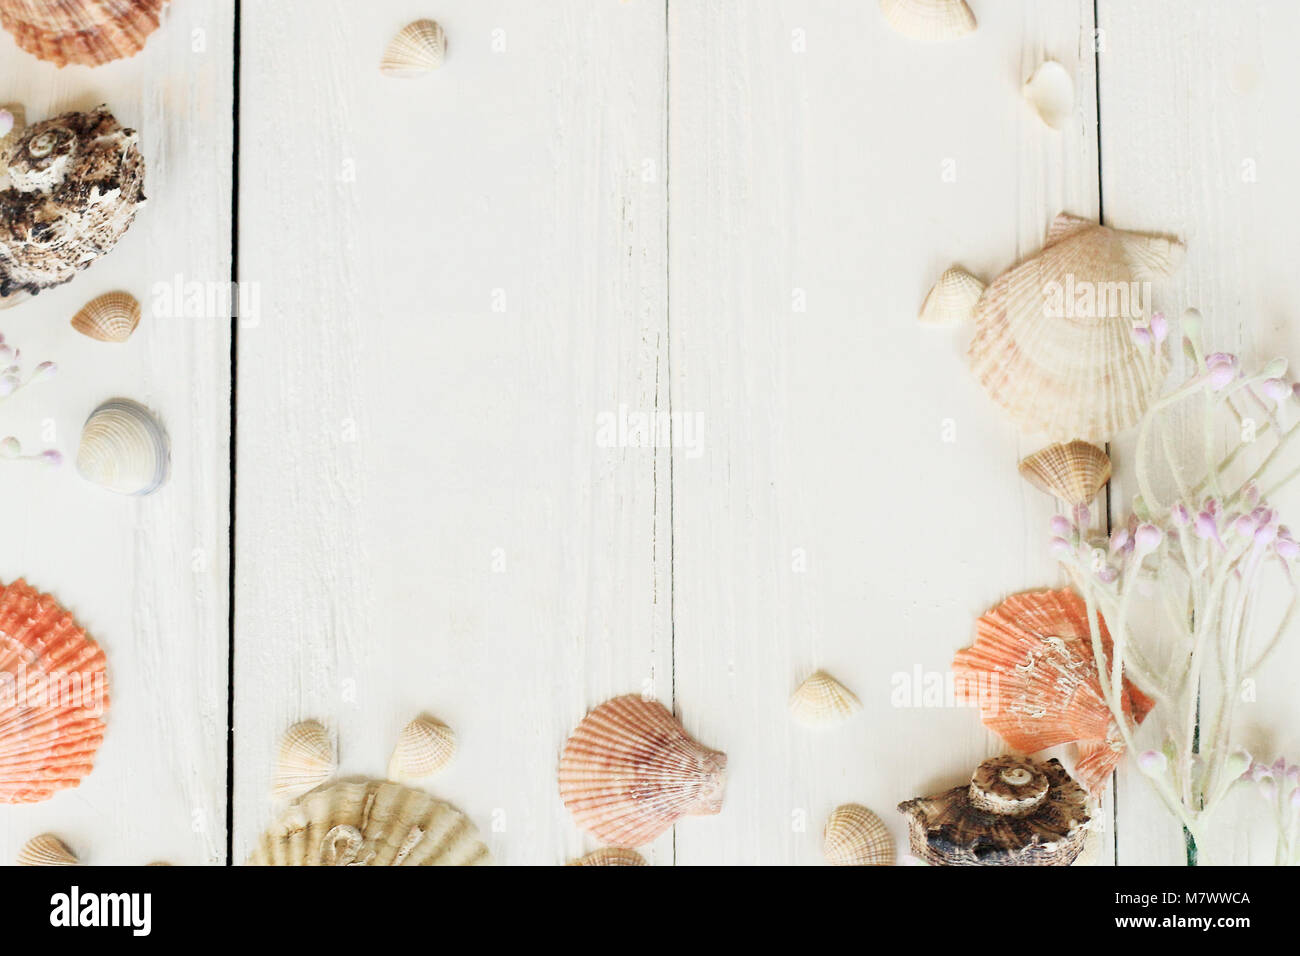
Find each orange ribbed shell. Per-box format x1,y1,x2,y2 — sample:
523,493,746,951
0,0,166,67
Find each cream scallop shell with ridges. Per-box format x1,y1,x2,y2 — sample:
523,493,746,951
918,266,984,326
272,720,336,800
71,291,141,342
824,804,895,866
566,848,648,866
17,833,80,866
388,715,455,781
76,398,169,495
380,19,446,77
789,671,862,727
1018,440,1111,506
880,0,976,42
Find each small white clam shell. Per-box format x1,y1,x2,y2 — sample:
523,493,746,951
388,715,456,781
1023,61,1074,130
790,671,862,727
71,292,141,343
76,399,170,496
918,266,985,326
272,720,336,799
880,0,976,42
17,834,80,866
380,20,446,77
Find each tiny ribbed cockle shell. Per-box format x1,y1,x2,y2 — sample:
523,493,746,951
823,804,895,866
1018,440,1111,506
17,833,80,865
272,720,336,799
880,0,976,42
559,695,727,848
0,0,166,67
789,671,862,727
76,398,170,496
566,848,648,866
71,292,141,342
380,19,446,77
918,266,984,326
388,715,455,781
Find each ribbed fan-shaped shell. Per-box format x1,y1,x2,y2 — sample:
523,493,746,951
1018,440,1112,506
380,19,445,77
0,579,109,803
559,695,727,847
952,588,1154,792
17,833,79,865
967,214,1182,439
566,848,648,866
76,399,169,495
880,0,976,41
824,804,894,866
0,0,166,67
918,266,984,326
272,721,335,800
249,779,491,866
789,671,862,727
388,715,455,781
71,292,140,342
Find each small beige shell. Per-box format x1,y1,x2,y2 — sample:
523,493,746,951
918,266,985,326
380,20,446,77
789,671,862,727
76,399,169,495
71,291,141,342
1024,60,1074,130
824,804,894,866
566,848,648,866
880,0,976,42
388,715,456,781
0,103,24,161
272,720,336,799
1018,440,1112,506
17,834,80,866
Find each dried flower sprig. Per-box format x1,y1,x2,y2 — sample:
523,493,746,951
1242,757,1300,865
0,331,58,466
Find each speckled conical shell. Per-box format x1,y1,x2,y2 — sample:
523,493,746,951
76,399,169,496
559,695,727,848
388,715,455,781
0,579,109,803
380,19,445,77
919,266,984,326
0,106,146,308
952,589,1154,792
249,779,491,866
272,721,335,800
566,848,648,867
898,755,1092,865
967,214,1182,439
789,671,862,727
17,833,79,865
0,0,166,67
880,0,975,41
71,292,140,342
1018,440,1112,506
824,804,894,866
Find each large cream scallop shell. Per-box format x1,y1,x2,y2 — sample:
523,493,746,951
388,715,455,781
0,0,166,67
918,266,984,326
17,833,80,865
789,671,862,727
380,19,446,77
880,0,976,42
1018,440,1111,506
249,779,491,865
76,399,170,495
824,804,894,866
272,720,336,800
559,696,727,848
71,292,141,342
566,848,648,866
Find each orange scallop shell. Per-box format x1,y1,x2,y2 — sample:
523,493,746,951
0,579,109,803
952,588,1153,792
0,0,166,68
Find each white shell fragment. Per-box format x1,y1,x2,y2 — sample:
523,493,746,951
380,19,446,77
388,715,456,781
789,671,862,727
1023,61,1074,130
75,398,170,495
880,0,976,42
17,834,79,866
272,720,336,800
71,291,141,342
918,266,985,326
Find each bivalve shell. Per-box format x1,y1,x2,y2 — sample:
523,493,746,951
388,715,455,781
566,848,648,867
272,720,335,800
17,833,79,865
380,19,446,77
789,671,862,727
76,399,170,495
918,266,984,326
1018,440,1112,506
0,0,166,67
824,804,894,866
880,0,976,42
71,292,140,342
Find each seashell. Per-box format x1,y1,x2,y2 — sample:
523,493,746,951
70,292,141,343
880,0,976,42
789,670,862,727
0,579,110,803
249,779,491,865
566,848,648,867
952,588,1154,792
898,754,1092,865
76,398,170,495
0,106,146,309
388,714,455,781
967,213,1183,440
0,104,24,162
559,695,727,847
0,0,166,67
17,833,80,865
272,720,335,799
918,266,984,326
380,19,446,77
1023,60,1074,130
823,804,894,866
1018,440,1112,506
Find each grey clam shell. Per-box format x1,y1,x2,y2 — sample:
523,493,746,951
76,399,169,496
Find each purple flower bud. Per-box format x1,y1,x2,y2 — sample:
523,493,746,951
1195,512,1219,540
1134,523,1163,554
1243,482,1261,506
1050,536,1071,555
1096,565,1119,584
1131,325,1153,347
1256,523,1279,547
1109,528,1130,554
1138,750,1168,775
1050,515,1071,536
1277,538,1300,560
1265,378,1291,402
38,449,62,466
1259,778,1277,802
1172,503,1191,526
1204,497,1220,516
1150,312,1168,343
1232,514,1257,537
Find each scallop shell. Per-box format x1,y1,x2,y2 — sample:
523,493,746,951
70,292,141,343
880,0,976,42
388,715,455,781
1023,60,1074,130
76,398,170,495
272,720,335,800
0,0,166,67
952,588,1154,792
823,804,894,866
566,848,648,867
0,579,110,803
559,695,727,847
918,266,984,326
1018,440,1112,506
249,779,491,865
898,755,1092,865
0,103,24,162
17,833,79,865
380,19,446,77
0,106,147,309
967,214,1183,439
789,671,862,727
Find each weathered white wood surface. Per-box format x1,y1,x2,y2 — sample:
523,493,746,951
0,1,232,865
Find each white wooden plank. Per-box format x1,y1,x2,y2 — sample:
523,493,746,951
233,0,669,864
668,0,1105,865
0,2,232,864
